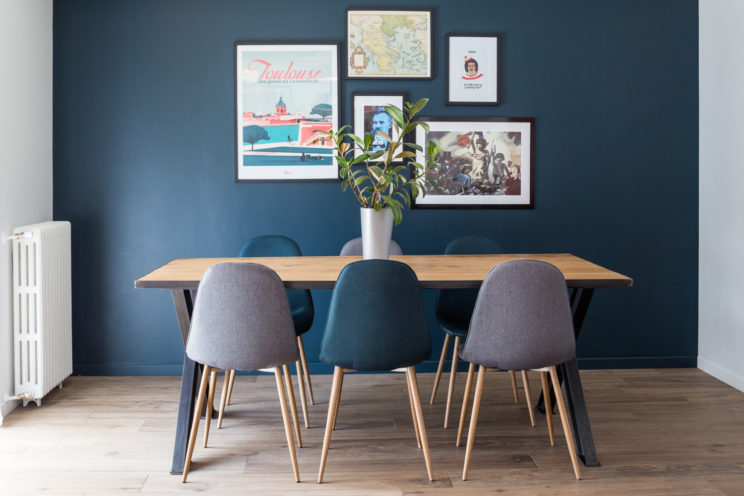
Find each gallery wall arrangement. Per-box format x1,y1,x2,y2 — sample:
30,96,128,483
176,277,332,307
52,0,698,375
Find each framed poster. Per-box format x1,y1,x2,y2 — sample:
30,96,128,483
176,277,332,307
446,34,500,105
352,92,406,163
414,117,534,208
346,9,432,79
234,42,340,181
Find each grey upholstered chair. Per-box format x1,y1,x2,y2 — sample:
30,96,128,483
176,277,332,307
182,263,302,483
339,237,403,256
457,260,581,481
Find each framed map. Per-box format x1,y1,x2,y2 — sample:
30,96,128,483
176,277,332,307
346,9,432,79
234,42,340,182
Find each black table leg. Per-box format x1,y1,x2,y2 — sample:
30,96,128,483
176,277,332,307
560,357,598,466
536,287,599,467
170,289,196,475
171,352,198,475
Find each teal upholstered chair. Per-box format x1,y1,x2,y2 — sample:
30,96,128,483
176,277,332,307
316,260,434,483
429,235,524,428
222,235,315,430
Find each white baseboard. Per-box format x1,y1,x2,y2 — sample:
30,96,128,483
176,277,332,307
0,399,19,426
698,356,744,392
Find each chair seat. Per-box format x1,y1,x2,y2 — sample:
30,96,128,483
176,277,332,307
438,318,469,338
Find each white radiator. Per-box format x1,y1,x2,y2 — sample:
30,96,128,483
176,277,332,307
10,221,72,407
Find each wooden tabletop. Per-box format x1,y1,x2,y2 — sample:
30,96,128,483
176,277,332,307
135,254,632,290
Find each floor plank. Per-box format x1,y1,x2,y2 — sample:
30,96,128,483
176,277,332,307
0,370,742,495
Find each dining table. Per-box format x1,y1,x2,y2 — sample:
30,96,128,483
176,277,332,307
134,253,632,474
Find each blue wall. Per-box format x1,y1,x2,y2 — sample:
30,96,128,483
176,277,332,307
53,0,698,375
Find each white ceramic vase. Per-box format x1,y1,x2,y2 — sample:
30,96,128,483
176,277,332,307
360,207,394,260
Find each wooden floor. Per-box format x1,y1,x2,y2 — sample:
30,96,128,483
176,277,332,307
1,369,743,495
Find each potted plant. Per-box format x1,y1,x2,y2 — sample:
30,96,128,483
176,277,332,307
325,98,439,259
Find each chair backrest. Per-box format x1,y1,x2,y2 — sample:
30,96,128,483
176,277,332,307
339,237,403,256
186,263,300,371
435,235,503,330
319,260,431,371
459,259,576,371
239,235,314,333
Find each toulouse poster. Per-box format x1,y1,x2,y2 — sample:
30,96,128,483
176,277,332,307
234,43,339,181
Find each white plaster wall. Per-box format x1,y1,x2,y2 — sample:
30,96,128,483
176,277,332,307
698,0,744,392
0,0,54,422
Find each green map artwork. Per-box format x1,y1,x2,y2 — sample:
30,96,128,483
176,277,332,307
347,10,431,78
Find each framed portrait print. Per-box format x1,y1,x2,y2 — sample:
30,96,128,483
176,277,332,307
346,9,432,79
446,34,500,105
234,42,340,181
352,92,405,163
414,117,534,208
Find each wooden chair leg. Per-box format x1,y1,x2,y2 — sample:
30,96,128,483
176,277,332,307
217,370,230,429
318,367,344,483
405,369,422,448
183,364,210,483
282,364,303,448
540,371,555,446
408,367,434,481
332,371,344,431
297,336,315,405
430,333,451,405
549,365,581,480
510,370,519,404
203,369,218,448
274,366,300,482
225,369,236,406
444,335,461,428
463,365,486,481
456,363,476,447
521,370,536,427
295,360,309,429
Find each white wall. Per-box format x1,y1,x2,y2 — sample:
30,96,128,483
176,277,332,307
0,0,54,422
699,0,744,392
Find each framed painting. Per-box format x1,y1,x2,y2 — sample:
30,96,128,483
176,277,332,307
414,117,534,208
346,9,432,79
446,33,500,105
352,92,406,163
234,42,340,181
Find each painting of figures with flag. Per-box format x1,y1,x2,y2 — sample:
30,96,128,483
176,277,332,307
414,117,534,208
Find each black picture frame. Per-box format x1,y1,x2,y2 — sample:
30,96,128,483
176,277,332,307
351,91,407,164
413,116,535,209
346,8,433,80
233,41,341,182
446,33,500,106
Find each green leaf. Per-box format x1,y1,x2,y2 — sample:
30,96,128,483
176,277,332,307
368,150,386,161
354,176,367,187
384,105,405,128
417,121,430,133
349,133,365,148
406,142,423,152
395,151,416,159
411,98,429,115
427,140,438,158
390,203,403,225
350,153,370,166
364,132,373,149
